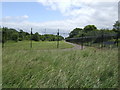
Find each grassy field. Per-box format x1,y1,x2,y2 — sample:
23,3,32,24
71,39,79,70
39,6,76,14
2,41,118,88
3,40,74,50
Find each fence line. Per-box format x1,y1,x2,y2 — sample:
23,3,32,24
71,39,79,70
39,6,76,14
1,27,119,49
65,33,119,49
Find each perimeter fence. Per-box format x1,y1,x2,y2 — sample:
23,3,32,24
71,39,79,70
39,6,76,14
65,33,120,49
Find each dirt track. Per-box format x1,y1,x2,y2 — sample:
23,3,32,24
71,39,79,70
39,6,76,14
65,41,84,49
59,41,85,51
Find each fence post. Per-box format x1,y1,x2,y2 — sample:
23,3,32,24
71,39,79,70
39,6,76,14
30,28,32,48
81,34,84,50
57,29,59,48
2,27,7,48
116,33,119,47
101,30,104,48
2,27,4,48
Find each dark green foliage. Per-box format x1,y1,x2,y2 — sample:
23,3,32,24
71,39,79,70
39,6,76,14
18,30,24,41
68,24,117,39
11,33,19,42
58,35,64,41
18,30,30,41
1,27,64,45
69,28,83,38
113,21,120,38
32,32,40,41
39,34,64,41
84,25,97,33
113,21,120,32
2,27,19,42
67,24,118,46
68,25,99,38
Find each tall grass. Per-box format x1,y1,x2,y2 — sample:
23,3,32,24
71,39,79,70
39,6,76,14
2,41,118,88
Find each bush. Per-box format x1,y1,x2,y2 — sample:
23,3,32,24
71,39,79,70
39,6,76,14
18,38,23,41
11,33,19,42
32,32,40,41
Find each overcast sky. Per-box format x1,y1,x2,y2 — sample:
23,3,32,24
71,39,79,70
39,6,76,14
0,0,119,36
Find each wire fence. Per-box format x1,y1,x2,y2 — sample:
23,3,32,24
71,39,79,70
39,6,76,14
65,33,119,49
34,30,119,49
1,28,119,49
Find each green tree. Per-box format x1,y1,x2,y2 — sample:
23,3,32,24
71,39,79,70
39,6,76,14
32,32,40,41
69,28,83,38
84,25,97,33
18,30,24,41
113,21,120,32
11,33,19,42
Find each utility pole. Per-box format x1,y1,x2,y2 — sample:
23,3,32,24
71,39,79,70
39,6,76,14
57,29,59,48
30,28,32,48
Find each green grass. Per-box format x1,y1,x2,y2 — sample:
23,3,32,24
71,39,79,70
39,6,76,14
2,41,118,88
3,40,74,50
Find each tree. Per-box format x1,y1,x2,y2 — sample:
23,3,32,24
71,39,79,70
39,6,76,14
1,27,64,42
113,21,120,32
84,25,97,33
32,32,40,41
19,30,24,41
11,33,19,42
39,34,64,41
69,28,83,38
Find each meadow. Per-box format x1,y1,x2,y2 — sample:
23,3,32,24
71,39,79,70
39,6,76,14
2,41,118,88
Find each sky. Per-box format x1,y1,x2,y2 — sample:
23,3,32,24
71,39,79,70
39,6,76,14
0,0,119,37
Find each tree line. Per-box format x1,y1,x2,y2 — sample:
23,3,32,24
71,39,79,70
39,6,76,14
66,21,120,39
65,21,120,47
1,27,64,44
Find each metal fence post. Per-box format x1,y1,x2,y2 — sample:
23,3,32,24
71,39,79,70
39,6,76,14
116,33,119,47
101,30,104,48
81,34,84,50
57,29,59,48
30,28,32,48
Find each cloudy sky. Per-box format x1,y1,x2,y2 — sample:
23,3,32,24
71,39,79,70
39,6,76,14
0,0,119,36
